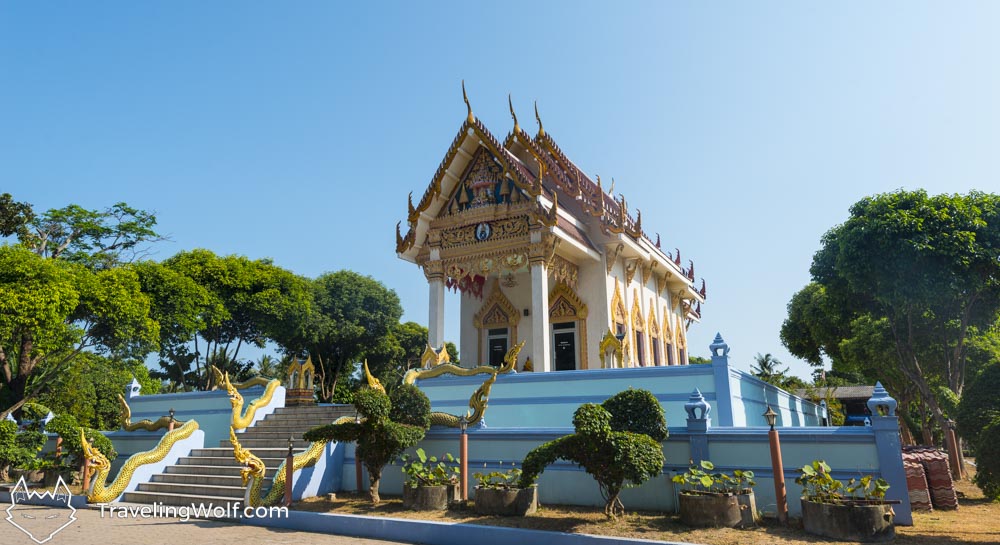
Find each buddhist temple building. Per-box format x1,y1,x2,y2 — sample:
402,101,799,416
396,88,706,372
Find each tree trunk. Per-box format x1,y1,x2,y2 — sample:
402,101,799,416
369,469,381,504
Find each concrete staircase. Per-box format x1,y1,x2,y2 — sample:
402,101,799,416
121,405,354,507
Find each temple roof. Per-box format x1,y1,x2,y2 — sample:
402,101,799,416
396,92,706,312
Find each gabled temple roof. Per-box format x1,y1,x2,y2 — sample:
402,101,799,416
396,89,706,312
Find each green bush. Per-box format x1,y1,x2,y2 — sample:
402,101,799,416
0,420,36,480
389,384,431,429
957,363,1000,448
519,388,667,518
21,403,51,423
973,417,1000,501
45,413,117,466
602,388,668,441
304,386,427,504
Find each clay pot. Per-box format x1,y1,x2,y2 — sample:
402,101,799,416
473,486,538,516
678,492,742,528
402,485,449,511
801,499,895,542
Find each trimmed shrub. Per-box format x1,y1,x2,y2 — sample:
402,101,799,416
957,363,1000,448
305,386,427,504
46,413,117,465
389,384,431,429
519,388,667,518
973,416,1000,501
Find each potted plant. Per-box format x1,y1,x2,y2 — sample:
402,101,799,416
473,462,537,516
795,460,896,542
400,448,460,510
672,461,757,528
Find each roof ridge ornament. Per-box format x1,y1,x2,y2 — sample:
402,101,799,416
534,100,545,137
508,94,519,133
462,80,474,124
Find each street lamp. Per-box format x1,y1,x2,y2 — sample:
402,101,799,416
459,415,469,502
355,413,363,494
168,408,176,432
285,436,294,506
764,405,787,524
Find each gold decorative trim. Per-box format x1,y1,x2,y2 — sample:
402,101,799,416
118,394,186,432
473,278,519,363
605,243,624,274
647,300,661,366
549,282,589,370
548,254,579,290
624,258,639,285
286,356,315,390
599,329,624,369
420,344,452,368
610,280,627,328
631,292,645,367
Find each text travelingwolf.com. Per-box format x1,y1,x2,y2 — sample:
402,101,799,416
97,502,289,522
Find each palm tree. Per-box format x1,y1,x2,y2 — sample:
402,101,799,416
752,353,789,386
255,354,281,380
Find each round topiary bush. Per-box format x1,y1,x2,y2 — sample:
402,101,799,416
353,388,391,423
602,388,668,442
519,388,667,518
973,416,1000,501
957,363,1000,448
389,384,431,429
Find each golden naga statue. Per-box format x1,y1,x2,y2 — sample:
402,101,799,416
210,366,272,390
402,340,523,385
218,369,282,430
81,420,200,504
117,394,185,432
229,425,334,507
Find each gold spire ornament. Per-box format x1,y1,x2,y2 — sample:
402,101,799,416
534,101,545,137
509,94,519,132
462,80,474,124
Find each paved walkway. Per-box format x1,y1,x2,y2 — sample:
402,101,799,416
1,505,408,545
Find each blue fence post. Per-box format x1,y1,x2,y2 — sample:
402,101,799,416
867,382,913,525
685,389,711,463
709,333,734,426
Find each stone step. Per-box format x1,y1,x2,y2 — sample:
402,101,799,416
120,490,245,511
136,482,245,499
150,473,273,488
178,456,287,467
218,439,311,449
164,465,281,478
236,430,318,438
274,405,351,413
251,418,340,428
190,447,304,458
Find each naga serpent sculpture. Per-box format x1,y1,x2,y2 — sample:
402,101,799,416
217,370,282,430
210,366,273,390
228,344,523,504
81,420,200,503
117,394,186,432
229,426,330,507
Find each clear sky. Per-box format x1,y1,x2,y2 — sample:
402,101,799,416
3,2,999,380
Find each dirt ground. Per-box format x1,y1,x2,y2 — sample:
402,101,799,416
295,463,999,545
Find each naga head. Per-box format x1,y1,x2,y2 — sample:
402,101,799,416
229,427,265,486
80,429,110,474
222,371,243,408
362,359,386,394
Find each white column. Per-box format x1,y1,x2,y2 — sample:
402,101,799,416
530,262,551,372
428,277,445,349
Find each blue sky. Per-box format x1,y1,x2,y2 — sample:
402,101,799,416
3,2,999,379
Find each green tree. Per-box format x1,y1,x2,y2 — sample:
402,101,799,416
277,271,402,402
0,246,158,419
162,249,311,390
689,355,711,364
519,389,667,518
0,193,34,239
781,190,1000,438
21,202,162,269
304,385,429,504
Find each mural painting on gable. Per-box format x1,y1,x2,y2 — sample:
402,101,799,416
448,148,522,214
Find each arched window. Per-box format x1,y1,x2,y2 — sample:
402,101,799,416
474,278,520,366
631,292,645,367
648,302,661,366
549,282,589,371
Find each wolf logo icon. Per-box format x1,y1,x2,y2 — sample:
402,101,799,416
5,476,77,544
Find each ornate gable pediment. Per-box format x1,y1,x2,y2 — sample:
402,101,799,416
631,292,644,332
647,301,660,339
611,281,627,325
548,282,588,320
473,279,520,329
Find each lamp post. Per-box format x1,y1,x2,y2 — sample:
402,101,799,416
355,413,363,494
459,415,469,502
764,405,788,524
285,436,294,507
168,408,176,432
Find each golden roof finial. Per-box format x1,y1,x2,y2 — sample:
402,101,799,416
462,80,474,124
508,94,519,133
534,101,545,137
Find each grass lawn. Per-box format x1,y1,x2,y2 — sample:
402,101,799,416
294,462,999,545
